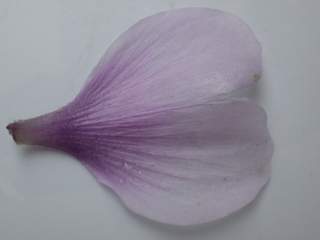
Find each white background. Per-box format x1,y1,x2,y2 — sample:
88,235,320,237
1,0,319,239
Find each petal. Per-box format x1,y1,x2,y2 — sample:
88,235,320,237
6,8,271,226
75,8,262,116
76,100,272,226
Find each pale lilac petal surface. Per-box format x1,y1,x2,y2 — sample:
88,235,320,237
76,8,262,116
7,8,272,226
77,100,272,225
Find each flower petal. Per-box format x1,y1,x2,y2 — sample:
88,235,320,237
76,100,272,226
76,8,262,115
6,8,271,226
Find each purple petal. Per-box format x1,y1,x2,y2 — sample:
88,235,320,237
7,8,272,226
76,8,262,115
75,100,272,225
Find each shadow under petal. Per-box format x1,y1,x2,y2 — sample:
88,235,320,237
16,145,68,160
